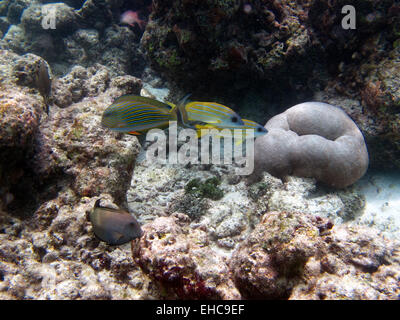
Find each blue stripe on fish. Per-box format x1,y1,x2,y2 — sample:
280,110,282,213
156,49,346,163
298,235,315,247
101,95,177,133
120,106,163,116
188,106,231,118
121,109,168,118
184,101,244,126
199,103,235,115
123,115,170,123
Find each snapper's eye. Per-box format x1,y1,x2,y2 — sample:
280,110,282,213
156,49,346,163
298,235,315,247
257,127,263,132
231,116,239,123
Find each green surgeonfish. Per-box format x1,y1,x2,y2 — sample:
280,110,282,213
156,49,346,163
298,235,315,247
90,199,143,245
194,119,268,145
101,95,178,135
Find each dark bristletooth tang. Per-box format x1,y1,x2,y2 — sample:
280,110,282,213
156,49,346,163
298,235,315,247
90,199,143,245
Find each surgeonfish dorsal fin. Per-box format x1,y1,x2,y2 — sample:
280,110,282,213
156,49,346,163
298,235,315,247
113,95,173,113
93,199,125,213
94,199,102,208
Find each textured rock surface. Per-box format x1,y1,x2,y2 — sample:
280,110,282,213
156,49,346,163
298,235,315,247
0,1,147,77
132,213,241,299
0,0,399,301
142,0,314,94
21,3,78,33
0,196,157,300
0,50,153,299
128,158,367,253
230,211,400,300
308,0,400,170
32,65,142,205
252,102,369,188
0,50,45,210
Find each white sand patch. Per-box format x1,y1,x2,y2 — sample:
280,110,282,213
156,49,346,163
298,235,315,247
354,171,400,240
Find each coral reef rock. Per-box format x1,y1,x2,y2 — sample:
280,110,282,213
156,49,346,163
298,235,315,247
142,0,314,93
0,49,155,299
230,211,400,300
132,213,241,299
308,0,400,170
33,66,142,204
253,102,369,188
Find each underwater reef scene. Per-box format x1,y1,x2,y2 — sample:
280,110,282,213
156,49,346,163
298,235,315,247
0,0,399,300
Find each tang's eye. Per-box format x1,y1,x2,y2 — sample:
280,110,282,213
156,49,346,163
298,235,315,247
231,116,239,123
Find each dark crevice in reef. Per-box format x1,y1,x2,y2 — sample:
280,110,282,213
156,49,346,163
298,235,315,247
6,166,71,220
1,142,71,219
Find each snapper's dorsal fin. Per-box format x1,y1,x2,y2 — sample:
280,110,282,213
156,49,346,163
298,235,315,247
178,94,192,106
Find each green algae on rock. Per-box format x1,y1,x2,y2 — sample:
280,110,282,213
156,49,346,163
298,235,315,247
185,177,224,200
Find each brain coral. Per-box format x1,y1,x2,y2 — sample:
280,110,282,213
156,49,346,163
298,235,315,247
252,102,369,188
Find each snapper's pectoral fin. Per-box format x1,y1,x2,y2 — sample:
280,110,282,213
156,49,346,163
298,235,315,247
235,138,244,146
166,101,176,109
201,119,220,124
196,129,208,138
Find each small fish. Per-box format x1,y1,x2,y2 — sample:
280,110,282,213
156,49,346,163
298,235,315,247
178,98,245,128
195,119,268,145
36,60,51,114
120,10,146,29
90,199,143,245
101,95,177,134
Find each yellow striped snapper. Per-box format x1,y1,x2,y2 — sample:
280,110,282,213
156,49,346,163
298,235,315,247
194,119,268,145
101,95,177,135
174,95,245,129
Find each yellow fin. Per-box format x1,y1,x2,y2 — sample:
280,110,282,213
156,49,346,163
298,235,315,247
196,129,209,138
235,138,244,146
166,101,176,108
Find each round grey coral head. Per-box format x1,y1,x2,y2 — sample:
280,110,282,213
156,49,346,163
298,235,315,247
253,102,369,188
